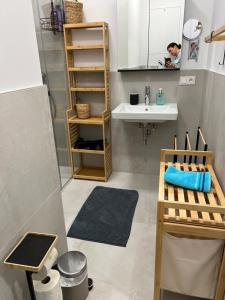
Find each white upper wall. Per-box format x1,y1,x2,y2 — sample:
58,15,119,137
181,0,213,70
207,0,225,75
0,0,42,93
82,0,117,71
82,0,215,71
1,0,221,81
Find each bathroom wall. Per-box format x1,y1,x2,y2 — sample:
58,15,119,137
110,70,205,174
0,3,68,298
207,0,225,75
0,86,68,300
200,71,225,192
200,0,225,192
0,0,42,93
79,0,211,174
181,0,213,70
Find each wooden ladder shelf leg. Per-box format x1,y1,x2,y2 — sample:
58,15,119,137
154,203,164,300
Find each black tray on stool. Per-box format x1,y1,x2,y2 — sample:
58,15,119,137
4,232,58,300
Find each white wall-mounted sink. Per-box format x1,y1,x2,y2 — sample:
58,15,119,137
112,103,178,123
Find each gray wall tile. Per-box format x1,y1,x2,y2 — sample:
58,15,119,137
200,71,225,191
110,70,205,174
0,86,67,300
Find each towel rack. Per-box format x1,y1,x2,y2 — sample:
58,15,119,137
173,135,178,163
184,131,192,164
194,127,208,165
172,127,208,165
205,24,225,43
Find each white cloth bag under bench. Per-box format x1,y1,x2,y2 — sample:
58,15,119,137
161,233,225,299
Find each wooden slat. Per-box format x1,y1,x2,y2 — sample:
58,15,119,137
158,162,165,202
160,200,225,215
174,136,177,150
191,163,211,223
175,163,187,220
66,44,104,50
159,162,170,220
64,22,107,29
207,164,225,207
199,129,206,145
182,163,199,221
199,164,223,225
186,133,192,150
68,115,104,125
70,87,105,92
71,148,104,155
211,35,225,42
161,149,213,164
163,222,225,239
205,24,225,43
74,167,106,181
167,162,176,219
68,66,105,72
154,202,165,300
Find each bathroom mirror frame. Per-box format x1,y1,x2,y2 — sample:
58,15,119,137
117,0,186,72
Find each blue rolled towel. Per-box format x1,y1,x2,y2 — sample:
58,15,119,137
164,166,211,192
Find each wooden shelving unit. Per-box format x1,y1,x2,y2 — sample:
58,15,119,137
64,22,112,181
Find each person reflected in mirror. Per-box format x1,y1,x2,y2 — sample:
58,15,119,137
166,42,182,68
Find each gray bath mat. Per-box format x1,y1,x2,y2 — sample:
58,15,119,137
67,186,138,247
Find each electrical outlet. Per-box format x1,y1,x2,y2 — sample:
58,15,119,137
179,76,196,86
186,76,196,85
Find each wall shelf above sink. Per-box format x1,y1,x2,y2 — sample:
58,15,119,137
112,103,178,123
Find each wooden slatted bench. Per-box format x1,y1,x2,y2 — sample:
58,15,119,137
154,149,225,300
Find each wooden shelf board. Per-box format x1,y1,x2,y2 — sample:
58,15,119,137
71,148,104,155
68,66,105,72
66,44,104,50
68,115,104,125
4,232,58,273
73,166,106,181
64,22,107,29
70,87,105,92
71,143,110,155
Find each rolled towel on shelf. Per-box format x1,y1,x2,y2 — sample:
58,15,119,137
164,166,211,192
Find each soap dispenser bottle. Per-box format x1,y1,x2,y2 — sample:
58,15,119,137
156,88,165,105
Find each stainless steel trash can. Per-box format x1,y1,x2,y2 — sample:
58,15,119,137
58,251,89,300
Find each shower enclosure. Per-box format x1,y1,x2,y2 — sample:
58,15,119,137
32,0,72,186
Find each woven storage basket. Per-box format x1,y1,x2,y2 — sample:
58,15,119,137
64,0,83,24
76,104,90,119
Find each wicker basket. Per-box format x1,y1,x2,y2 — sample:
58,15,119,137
76,104,90,119
64,0,83,24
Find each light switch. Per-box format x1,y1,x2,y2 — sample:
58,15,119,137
179,76,196,86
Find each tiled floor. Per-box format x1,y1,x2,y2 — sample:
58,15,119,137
62,172,207,300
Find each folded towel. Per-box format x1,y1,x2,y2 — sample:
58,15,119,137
164,166,211,192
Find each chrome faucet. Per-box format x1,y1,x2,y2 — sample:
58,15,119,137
145,86,151,105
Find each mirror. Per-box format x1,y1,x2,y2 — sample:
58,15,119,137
183,19,203,41
117,0,186,71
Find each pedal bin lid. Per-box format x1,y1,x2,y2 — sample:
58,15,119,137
57,251,87,279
